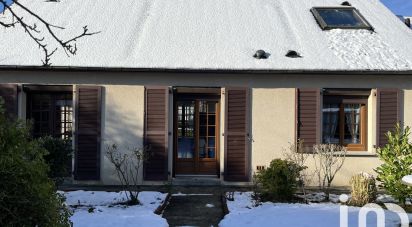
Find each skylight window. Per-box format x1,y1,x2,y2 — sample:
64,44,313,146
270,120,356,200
311,7,373,30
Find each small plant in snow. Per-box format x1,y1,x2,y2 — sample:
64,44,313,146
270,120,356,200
312,144,347,201
251,172,262,207
106,144,151,205
283,139,310,202
349,172,377,207
375,123,412,206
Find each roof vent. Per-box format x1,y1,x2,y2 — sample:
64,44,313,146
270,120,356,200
405,18,411,28
253,50,269,59
341,1,351,6
285,50,302,58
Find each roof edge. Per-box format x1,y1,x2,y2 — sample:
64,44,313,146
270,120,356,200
0,65,411,75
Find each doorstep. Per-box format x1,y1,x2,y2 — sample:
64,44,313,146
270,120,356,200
172,175,222,186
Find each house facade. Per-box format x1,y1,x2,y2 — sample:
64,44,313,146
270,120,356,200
0,0,412,186
1,71,411,186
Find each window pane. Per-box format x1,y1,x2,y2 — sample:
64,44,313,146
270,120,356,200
29,94,51,138
199,126,207,137
322,104,340,144
207,148,215,159
208,103,216,113
28,92,73,139
312,7,372,29
318,9,362,26
199,137,207,158
208,126,215,136
344,104,361,144
55,98,73,139
199,101,207,113
208,114,216,125
208,137,215,147
178,137,195,158
199,114,207,125
177,101,195,158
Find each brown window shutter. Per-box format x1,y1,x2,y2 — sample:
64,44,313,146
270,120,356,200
296,88,321,151
224,88,250,182
376,89,400,147
144,87,169,181
74,86,102,180
0,84,18,119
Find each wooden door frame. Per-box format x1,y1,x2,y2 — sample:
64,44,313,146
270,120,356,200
172,90,221,177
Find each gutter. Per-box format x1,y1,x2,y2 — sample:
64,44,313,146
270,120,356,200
0,65,411,75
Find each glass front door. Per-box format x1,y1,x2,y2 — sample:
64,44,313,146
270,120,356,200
174,98,219,175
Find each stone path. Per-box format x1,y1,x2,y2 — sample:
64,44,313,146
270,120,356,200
162,192,224,227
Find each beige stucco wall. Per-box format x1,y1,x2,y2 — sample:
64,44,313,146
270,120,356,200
250,88,382,187
99,85,145,185
251,88,295,170
2,71,412,186
97,86,409,186
403,90,412,129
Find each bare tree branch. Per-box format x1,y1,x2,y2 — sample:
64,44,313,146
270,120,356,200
0,0,99,66
0,20,17,28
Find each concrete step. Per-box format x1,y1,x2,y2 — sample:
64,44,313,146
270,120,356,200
172,176,222,186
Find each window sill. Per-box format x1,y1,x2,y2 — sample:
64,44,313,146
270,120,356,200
345,151,377,157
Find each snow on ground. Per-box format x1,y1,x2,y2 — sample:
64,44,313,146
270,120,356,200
171,192,213,196
62,190,129,206
60,191,168,227
376,194,398,204
205,204,215,208
220,192,411,227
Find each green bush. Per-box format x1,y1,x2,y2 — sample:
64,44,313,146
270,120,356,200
256,159,303,202
375,123,412,205
0,99,72,226
349,172,377,207
39,136,73,185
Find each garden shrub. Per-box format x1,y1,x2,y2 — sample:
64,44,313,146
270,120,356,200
312,144,347,201
256,159,303,202
106,143,151,205
376,123,412,205
349,172,377,207
0,99,72,226
39,136,73,185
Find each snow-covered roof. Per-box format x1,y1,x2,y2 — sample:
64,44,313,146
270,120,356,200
0,0,411,71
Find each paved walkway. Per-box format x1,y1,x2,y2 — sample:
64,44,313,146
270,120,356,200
162,191,224,227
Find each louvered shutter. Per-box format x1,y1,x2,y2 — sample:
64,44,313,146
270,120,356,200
224,88,249,182
74,86,102,180
296,88,321,152
144,87,169,181
0,84,18,118
377,89,400,147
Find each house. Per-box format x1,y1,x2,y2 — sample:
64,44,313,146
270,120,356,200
0,0,411,187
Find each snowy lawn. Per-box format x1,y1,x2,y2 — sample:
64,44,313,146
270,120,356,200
219,192,411,227
60,190,168,227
